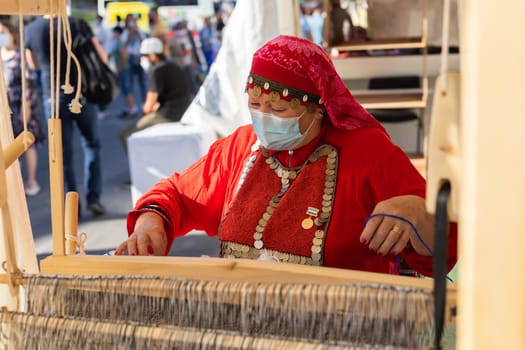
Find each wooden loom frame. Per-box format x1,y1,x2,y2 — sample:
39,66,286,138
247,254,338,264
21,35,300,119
0,0,457,344
6,1,525,348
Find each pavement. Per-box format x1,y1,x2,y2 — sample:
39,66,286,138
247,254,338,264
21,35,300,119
26,90,219,264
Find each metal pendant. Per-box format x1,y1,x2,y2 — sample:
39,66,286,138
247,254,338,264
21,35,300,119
302,217,314,230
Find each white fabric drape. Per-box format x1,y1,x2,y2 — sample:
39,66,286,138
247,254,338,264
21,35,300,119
181,0,284,136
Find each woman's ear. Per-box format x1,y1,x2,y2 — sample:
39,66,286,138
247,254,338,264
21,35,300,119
307,105,324,119
314,107,325,120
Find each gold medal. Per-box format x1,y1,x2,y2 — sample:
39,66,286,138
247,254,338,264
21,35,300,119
302,207,319,230
302,217,314,230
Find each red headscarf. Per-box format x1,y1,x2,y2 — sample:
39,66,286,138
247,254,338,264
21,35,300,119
248,35,385,132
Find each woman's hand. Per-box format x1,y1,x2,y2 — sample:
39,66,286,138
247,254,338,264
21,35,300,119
115,211,168,256
360,195,434,256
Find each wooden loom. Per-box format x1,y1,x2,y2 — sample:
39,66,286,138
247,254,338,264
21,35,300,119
0,1,459,349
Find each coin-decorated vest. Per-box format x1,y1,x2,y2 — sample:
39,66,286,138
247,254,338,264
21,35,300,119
219,144,338,266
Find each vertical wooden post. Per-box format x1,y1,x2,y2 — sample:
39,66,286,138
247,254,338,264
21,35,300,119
421,0,429,157
0,142,19,300
64,192,79,255
48,119,65,256
458,0,525,348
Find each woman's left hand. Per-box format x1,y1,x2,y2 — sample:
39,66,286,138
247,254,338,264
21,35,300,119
360,195,434,256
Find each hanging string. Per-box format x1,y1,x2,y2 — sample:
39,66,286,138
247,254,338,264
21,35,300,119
61,16,78,96
47,0,78,119
364,213,455,282
60,12,82,113
61,16,74,95
47,1,82,115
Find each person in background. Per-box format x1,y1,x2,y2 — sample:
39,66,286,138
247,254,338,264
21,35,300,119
148,7,168,49
25,16,108,216
198,16,219,74
329,0,354,45
92,15,113,58
91,14,113,119
300,3,313,42
116,35,458,279
119,37,190,153
110,26,134,120
167,20,205,98
120,14,146,118
305,4,325,47
214,11,225,42
0,19,45,196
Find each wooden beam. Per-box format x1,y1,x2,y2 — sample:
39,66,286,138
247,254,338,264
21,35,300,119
331,37,426,52
37,255,457,324
40,255,438,288
0,1,62,15
333,54,460,80
353,89,426,109
3,131,35,169
0,274,25,286
2,312,351,349
48,119,65,256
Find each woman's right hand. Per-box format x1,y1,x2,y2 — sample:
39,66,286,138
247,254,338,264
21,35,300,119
115,211,168,256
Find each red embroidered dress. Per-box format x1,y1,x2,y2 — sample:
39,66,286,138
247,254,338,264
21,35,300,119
127,35,458,276
129,123,457,275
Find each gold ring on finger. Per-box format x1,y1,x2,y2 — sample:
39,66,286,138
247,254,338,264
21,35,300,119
391,225,402,234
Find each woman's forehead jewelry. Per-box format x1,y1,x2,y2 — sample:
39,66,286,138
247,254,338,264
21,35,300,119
269,91,280,103
252,86,262,97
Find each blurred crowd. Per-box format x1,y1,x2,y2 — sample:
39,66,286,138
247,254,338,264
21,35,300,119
92,5,232,119
299,0,370,52
0,3,234,215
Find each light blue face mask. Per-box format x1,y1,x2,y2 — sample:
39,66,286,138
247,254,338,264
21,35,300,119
250,108,312,151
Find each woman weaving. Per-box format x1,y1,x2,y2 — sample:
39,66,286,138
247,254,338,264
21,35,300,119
116,35,457,276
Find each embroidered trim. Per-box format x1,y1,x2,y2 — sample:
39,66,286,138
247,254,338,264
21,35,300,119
246,74,323,106
253,145,337,264
236,141,261,193
223,143,338,266
220,241,320,266
252,151,313,250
